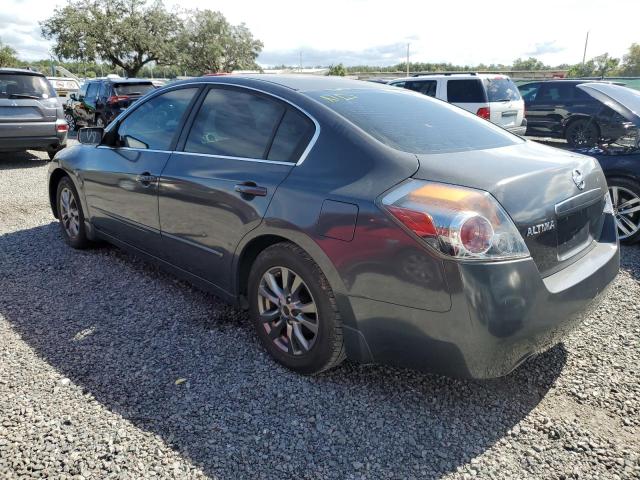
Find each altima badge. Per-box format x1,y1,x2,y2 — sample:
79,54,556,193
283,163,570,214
572,169,585,190
527,220,556,237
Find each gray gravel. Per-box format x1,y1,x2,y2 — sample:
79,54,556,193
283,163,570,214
0,147,639,479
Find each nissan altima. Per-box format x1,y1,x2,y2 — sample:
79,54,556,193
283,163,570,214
48,75,619,378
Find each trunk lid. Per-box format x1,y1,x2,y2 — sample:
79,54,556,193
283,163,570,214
414,141,608,276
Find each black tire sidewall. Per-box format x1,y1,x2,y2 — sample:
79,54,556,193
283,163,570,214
608,176,640,244
248,244,339,374
56,177,88,249
566,119,598,147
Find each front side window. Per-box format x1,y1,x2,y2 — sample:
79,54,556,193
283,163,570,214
117,87,198,150
84,82,99,106
446,79,486,103
0,74,55,99
185,88,285,159
308,87,521,154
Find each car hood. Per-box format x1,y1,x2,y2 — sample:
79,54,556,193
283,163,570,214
578,82,640,127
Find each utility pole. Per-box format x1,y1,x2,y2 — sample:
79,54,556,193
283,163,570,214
406,43,410,76
582,31,590,64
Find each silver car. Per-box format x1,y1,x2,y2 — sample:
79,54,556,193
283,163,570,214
0,68,68,160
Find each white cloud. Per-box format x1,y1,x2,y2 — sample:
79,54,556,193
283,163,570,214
3,0,639,67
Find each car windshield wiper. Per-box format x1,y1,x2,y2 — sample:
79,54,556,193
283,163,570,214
8,93,42,100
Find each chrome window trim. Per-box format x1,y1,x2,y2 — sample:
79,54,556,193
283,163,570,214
172,151,293,166
107,79,320,166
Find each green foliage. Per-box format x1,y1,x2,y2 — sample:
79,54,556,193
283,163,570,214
177,9,263,73
567,60,596,77
42,0,184,77
593,53,619,77
327,63,347,76
620,43,640,76
512,57,546,70
0,39,19,68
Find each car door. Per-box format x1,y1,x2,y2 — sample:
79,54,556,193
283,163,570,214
79,81,99,126
81,86,200,254
158,85,316,292
525,82,573,136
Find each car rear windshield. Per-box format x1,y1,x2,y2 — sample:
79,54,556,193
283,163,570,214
484,77,521,102
306,88,521,154
0,73,55,99
113,83,155,96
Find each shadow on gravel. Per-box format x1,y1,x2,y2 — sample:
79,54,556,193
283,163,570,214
0,151,49,170
0,223,567,479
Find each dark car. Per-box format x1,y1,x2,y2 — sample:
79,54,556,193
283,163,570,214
519,79,631,148
0,68,68,159
571,83,640,243
65,78,156,130
48,76,619,378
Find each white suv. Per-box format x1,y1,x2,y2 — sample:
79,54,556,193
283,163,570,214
388,73,526,135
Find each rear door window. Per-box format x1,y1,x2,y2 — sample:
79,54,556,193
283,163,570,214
519,83,540,102
405,80,437,97
446,79,486,103
184,87,285,159
484,78,521,102
267,108,315,162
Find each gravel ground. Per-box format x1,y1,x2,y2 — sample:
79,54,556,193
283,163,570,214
0,147,639,479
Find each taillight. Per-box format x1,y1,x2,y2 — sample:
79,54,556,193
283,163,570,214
56,119,69,132
381,180,529,260
108,95,129,105
476,107,490,120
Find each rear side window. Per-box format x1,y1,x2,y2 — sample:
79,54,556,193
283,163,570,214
0,73,56,99
114,83,155,96
185,88,285,159
446,79,486,103
485,78,521,102
405,80,437,97
267,108,315,162
117,87,198,150
308,88,520,154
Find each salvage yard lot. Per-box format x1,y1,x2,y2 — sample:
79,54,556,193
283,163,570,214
0,148,639,479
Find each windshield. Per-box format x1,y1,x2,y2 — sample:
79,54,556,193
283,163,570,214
485,77,521,102
578,83,640,126
0,73,56,99
307,87,521,154
114,83,156,96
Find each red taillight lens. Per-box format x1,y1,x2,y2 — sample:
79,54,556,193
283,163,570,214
476,107,490,120
459,215,494,254
108,95,129,105
381,180,529,260
56,121,69,132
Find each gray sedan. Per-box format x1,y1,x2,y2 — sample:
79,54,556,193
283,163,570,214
47,75,619,378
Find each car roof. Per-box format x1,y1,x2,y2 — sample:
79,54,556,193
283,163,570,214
0,68,45,77
87,78,154,84
389,73,509,82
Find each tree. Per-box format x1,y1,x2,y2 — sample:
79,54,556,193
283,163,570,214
620,43,640,76
0,39,18,68
177,9,263,74
567,60,596,78
41,0,181,77
512,57,547,70
592,53,619,78
327,63,347,76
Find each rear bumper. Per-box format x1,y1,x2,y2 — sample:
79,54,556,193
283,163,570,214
0,134,67,152
345,214,619,378
506,125,527,136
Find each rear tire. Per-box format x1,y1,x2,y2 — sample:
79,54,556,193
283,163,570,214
248,242,345,374
56,176,89,249
566,119,599,148
608,177,640,244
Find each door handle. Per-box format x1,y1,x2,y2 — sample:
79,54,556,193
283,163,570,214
136,172,157,186
235,182,267,197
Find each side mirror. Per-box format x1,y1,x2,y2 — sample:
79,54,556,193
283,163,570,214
69,93,77,101
78,127,104,145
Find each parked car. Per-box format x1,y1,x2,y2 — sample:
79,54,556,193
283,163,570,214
48,76,619,378
570,83,640,243
388,73,527,135
0,68,68,159
64,78,156,130
518,79,630,148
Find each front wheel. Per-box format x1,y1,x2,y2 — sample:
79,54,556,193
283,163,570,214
609,178,640,244
566,119,599,148
56,177,89,249
248,243,345,374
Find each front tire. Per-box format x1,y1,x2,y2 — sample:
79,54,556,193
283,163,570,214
608,177,640,244
56,176,89,249
566,119,599,148
248,243,345,374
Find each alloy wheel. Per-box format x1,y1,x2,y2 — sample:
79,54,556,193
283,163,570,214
257,266,319,356
59,187,80,238
610,186,640,240
64,112,76,130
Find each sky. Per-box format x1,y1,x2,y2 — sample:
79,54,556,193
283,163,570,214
2,0,639,68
